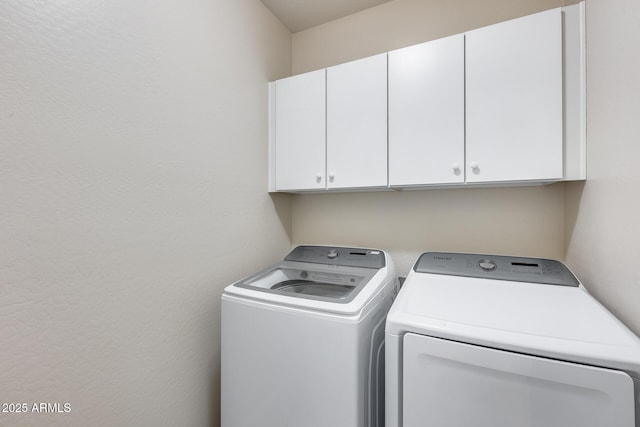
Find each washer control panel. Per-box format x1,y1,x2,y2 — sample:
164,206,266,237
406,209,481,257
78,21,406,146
285,246,385,269
414,252,579,287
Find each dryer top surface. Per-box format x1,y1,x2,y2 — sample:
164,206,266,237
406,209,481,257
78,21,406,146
387,254,640,376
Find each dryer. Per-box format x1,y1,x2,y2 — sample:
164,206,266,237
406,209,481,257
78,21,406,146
222,245,397,427
386,252,640,427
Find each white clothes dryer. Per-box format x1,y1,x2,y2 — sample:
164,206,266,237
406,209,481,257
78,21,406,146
386,252,640,427
222,245,397,427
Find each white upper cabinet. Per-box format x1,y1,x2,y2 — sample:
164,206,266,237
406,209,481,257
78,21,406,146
563,2,587,181
326,54,388,189
389,34,465,186
268,4,585,193
273,69,326,191
465,8,563,183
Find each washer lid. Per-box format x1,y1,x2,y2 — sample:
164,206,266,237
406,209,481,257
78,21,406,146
223,246,394,315
233,263,375,304
387,262,640,377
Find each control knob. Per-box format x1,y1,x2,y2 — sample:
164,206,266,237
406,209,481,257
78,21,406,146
478,259,497,271
327,249,339,259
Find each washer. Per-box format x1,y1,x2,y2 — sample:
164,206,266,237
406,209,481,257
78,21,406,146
222,245,397,427
386,252,640,427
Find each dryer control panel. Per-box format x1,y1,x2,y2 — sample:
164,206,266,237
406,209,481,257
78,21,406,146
285,246,385,269
414,252,579,287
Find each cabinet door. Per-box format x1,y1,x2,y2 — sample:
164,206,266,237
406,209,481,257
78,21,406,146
327,54,387,189
466,8,563,183
275,70,326,191
389,34,464,186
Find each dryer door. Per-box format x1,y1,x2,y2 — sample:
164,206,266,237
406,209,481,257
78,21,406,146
402,333,635,427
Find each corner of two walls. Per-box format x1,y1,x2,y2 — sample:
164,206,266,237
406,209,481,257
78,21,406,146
287,0,640,336
563,0,640,335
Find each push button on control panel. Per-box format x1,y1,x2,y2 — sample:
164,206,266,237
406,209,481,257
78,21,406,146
478,259,497,271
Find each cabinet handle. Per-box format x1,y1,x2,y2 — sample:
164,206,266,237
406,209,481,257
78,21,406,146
470,162,479,169
328,173,335,183
316,173,322,183
452,163,461,172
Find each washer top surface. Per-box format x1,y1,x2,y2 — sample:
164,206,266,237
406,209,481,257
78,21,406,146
223,245,394,315
387,252,640,377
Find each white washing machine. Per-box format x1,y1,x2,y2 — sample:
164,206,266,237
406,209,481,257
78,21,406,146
386,252,640,427
221,245,397,427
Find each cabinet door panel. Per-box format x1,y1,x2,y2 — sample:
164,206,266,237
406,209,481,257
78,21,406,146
275,70,326,191
389,34,464,186
327,54,387,189
466,8,563,183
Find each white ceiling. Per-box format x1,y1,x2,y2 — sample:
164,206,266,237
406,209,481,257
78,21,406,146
261,0,392,33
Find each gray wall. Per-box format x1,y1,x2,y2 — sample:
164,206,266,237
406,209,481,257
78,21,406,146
0,0,291,425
